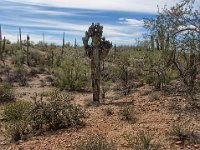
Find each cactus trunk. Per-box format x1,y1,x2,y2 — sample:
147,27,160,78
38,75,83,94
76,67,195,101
91,47,101,102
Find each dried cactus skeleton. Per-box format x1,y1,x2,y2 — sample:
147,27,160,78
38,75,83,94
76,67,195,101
83,23,112,102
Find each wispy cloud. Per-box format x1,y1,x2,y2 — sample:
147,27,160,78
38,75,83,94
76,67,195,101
118,18,144,26
4,0,184,13
2,0,198,45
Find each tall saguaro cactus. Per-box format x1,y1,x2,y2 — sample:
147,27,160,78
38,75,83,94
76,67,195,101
19,28,22,51
82,23,112,102
61,32,65,57
26,35,30,66
0,24,2,60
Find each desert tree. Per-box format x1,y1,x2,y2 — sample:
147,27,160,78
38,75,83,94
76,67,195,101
144,0,200,98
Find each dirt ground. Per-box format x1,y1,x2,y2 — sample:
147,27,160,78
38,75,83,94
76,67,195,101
0,66,200,150
0,84,199,150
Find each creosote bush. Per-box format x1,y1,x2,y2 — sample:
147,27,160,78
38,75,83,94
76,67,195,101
30,90,85,131
123,130,160,150
167,122,200,145
0,84,15,102
3,102,31,142
2,91,85,141
53,58,89,91
74,133,115,150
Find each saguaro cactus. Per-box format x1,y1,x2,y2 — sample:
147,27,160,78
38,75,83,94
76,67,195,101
26,35,30,65
82,23,112,102
61,32,65,57
0,24,2,60
19,28,22,51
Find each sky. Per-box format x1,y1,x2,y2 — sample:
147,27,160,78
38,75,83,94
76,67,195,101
0,0,199,45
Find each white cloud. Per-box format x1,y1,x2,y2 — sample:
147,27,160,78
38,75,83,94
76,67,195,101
118,18,144,26
2,17,145,45
4,0,184,13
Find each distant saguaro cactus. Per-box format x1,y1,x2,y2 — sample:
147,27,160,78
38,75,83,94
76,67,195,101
19,28,22,51
26,35,30,65
0,24,2,60
82,23,112,102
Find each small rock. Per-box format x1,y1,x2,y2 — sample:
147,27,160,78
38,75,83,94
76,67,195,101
175,141,182,145
194,145,199,148
0,141,7,145
187,145,191,149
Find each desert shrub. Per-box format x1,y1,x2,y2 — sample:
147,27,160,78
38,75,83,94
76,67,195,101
101,82,111,99
3,102,31,122
9,67,28,86
3,102,31,142
115,53,131,95
0,84,15,102
123,130,160,150
149,92,160,101
11,50,25,66
29,50,44,66
167,122,200,145
74,133,115,150
53,58,89,91
30,90,85,131
119,105,136,123
103,107,114,116
140,89,152,96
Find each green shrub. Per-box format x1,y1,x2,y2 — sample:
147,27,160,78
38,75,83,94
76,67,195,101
123,130,160,150
0,84,15,102
30,90,85,131
3,102,31,142
74,133,115,150
167,122,200,145
119,105,136,123
11,50,25,66
3,102,31,122
53,58,89,91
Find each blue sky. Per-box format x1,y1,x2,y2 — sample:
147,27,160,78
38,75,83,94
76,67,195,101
0,0,199,45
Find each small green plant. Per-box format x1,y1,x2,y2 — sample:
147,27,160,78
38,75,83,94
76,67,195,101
74,133,115,150
123,130,160,150
3,102,31,122
30,90,85,131
167,122,200,145
119,105,136,123
103,107,114,116
53,58,89,91
0,84,15,102
3,102,32,142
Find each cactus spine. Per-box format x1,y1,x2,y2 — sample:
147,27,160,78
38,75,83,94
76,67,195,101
82,23,112,102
